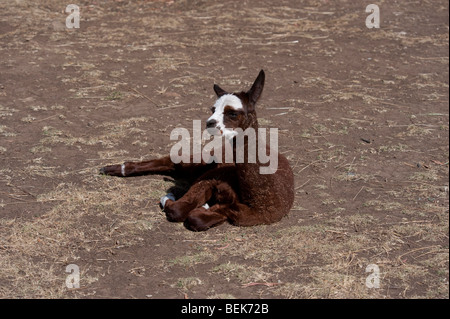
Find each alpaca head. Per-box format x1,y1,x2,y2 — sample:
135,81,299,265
206,70,265,140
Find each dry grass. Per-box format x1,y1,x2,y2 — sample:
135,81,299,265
0,0,448,299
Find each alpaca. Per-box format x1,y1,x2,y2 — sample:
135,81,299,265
100,70,294,231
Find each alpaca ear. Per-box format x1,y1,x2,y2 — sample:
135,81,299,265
247,70,265,111
213,84,228,97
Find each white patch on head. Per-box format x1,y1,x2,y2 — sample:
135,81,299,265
207,94,243,140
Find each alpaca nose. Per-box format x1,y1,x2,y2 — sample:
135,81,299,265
206,119,217,128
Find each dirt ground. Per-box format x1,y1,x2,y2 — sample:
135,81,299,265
0,0,448,299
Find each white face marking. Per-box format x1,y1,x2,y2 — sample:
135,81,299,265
207,94,243,140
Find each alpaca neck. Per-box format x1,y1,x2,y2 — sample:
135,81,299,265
233,113,260,167
233,115,273,198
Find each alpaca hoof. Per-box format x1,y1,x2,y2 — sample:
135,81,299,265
160,193,176,208
99,164,124,176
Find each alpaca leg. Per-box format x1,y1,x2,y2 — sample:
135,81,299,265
100,155,217,180
184,206,228,232
184,201,259,231
100,156,175,177
183,182,239,231
163,180,217,222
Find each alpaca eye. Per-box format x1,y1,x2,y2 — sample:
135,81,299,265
229,112,237,118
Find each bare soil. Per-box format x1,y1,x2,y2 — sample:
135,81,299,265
0,0,448,299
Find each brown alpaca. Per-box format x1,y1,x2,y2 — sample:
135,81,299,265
100,70,294,231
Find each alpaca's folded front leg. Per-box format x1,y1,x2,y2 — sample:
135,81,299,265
162,179,218,222
184,206,228,232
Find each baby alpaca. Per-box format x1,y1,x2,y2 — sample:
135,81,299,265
100,70,294,231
